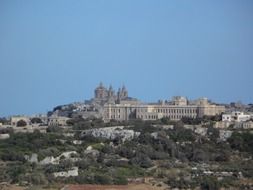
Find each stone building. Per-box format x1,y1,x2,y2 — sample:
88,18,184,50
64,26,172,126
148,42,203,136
135,104,200,120
117,85,128,101
93,82,135,105
103,96,225,122
103,104,138,121
242,121,253,129
222,111,251,122
62,83,225,122
171,96,188,106
48,116,70,126
94,82,113,101
11,116,31,126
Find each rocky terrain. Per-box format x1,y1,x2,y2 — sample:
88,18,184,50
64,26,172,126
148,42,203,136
0,117,252,190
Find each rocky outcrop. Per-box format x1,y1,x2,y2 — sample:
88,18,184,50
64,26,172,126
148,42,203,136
53,167,78,177
219,130,233,141
82,126,140,142
84,146,100,157
40,156,57,165
24,153,38,163
26,151,78,165
184,125,207,136
0,134,10,140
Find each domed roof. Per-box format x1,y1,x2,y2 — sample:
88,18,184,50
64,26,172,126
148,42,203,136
95,82,106,90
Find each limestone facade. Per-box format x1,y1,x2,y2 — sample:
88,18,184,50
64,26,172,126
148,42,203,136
103,100,225,122
48,116,70,126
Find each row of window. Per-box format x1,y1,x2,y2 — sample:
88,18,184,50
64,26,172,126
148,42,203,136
155,108,197,114
107,114,121,119
110,109,121,113
137,115,158,120
108,108,198,114
137,114,196,120
137,108,197,114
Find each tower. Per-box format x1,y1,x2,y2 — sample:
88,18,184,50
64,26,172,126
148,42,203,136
117,87,121,100
108,85,115,98
121,85,128,98
94,82,107,99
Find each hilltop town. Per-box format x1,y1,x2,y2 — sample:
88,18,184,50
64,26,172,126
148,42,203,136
1,83,252,129
0,83,252,190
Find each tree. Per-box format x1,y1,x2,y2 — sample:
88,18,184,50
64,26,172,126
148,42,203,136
0,117,9,125
46,125,62,133
207,126,219,142
181,117,202,125
130,153,153,168
59,159,73,170
161,117,171,125
7,165,26,183
228,132,253,153
31,117,42,124
27,172,48,185
113,176,128,185
94,174,112,184
1,150,25,162
0,127,13,134
200,176,220,190
191,148,209,162
17,119,27,127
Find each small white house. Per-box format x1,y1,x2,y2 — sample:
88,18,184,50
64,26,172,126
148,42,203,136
242,121,253,129
222,114,232,122
233,112,251,122
222,112,251,122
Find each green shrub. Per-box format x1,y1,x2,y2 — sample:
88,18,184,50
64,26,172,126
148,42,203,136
94,174,112,185
113,176,128,185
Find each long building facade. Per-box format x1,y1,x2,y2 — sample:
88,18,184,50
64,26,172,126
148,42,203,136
103,103,225,122
91,83,226,122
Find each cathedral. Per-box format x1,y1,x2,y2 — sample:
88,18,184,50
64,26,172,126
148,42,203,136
94,82,129,104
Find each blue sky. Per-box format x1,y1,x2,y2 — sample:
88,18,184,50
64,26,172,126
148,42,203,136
0,0,253,116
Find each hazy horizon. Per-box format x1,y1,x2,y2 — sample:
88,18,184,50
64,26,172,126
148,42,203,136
1,0,253,117
0,82,251,117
